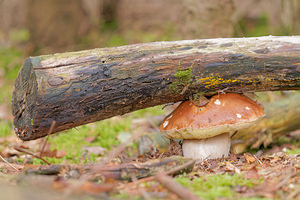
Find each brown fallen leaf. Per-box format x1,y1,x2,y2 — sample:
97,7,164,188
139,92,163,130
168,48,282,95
225,162,241,174
56,149,67,158
244,153,256,164
81,181,115,194
82,146,106,156
52,178,115,195
84,136,97,143
244,166,261,180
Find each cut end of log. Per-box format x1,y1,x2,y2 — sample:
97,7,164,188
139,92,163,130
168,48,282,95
12,58,38,141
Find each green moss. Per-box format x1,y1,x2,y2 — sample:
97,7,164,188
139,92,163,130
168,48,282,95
175,173,257,200
47,118,132,164
169,63,193,93
191,92,206,102
286,148,300,155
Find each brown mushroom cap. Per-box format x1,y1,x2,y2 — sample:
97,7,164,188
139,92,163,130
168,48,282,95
160,93,265,139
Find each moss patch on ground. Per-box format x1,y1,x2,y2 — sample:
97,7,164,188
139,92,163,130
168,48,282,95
175,173,260,200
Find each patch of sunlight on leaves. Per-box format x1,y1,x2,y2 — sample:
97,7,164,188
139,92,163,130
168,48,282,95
175,173,255,200
48,118,132,164
0,121,13,137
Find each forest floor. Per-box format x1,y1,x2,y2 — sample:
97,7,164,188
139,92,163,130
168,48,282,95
0,47,299,200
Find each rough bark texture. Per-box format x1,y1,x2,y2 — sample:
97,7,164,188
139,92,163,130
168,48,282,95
12,36,300,141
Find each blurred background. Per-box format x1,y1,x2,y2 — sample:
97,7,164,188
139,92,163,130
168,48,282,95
0,0,300,164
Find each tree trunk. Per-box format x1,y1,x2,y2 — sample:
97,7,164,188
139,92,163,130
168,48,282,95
12,36,300,140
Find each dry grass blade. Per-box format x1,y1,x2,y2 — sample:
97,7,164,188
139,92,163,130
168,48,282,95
119,159,195,189
14,146,51,165
40,121,56,157
0,154,19,172
155,172,200,200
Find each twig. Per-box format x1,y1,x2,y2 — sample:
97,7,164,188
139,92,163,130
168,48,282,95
63,129,144,196
155,172,200,200
287,186,300,200
0,154,19,172
14,146,51,165
275,170,300,190
40,121,56,157
253,154,263,165
119,159,195,189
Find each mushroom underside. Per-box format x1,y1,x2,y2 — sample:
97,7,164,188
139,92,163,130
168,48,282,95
182,132,231,160
161,120,259,140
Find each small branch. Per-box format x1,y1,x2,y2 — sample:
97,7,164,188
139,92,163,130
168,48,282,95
155,172,200,200
0,154,19,172
119,159,195,189
39,121,56,157
14,146,51,165
63,129,143,196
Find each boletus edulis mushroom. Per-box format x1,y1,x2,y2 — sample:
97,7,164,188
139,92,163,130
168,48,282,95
159,93,265,160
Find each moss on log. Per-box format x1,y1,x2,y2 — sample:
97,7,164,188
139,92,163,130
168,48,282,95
12,36,300,140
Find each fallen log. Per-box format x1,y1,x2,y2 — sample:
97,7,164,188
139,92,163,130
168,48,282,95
12,36,300,140
231,91,300,153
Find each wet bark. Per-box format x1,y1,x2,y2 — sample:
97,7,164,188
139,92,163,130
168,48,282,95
12,36,300,140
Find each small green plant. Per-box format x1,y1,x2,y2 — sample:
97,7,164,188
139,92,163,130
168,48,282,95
169,63,193,93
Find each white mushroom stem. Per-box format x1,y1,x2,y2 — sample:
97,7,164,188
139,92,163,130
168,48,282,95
182,133,231,160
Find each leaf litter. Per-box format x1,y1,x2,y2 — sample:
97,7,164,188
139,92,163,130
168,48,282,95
0,108,299,199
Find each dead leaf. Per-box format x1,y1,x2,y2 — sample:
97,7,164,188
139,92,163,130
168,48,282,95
244,167,261,180
82,146,106,156
81,182,115,194
244,153,256,164
56,149,66,158
84,136,97,143
225,162,241,174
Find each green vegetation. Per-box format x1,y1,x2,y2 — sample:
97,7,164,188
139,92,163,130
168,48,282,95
0,47,24,104
169,63,193,93
175,173,258,200
0,47,23,80
0,121,13,138
286,148,300,155
32,105,165,164
40,118,132,164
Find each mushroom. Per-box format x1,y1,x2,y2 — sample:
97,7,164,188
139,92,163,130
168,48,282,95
159,93,265,160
